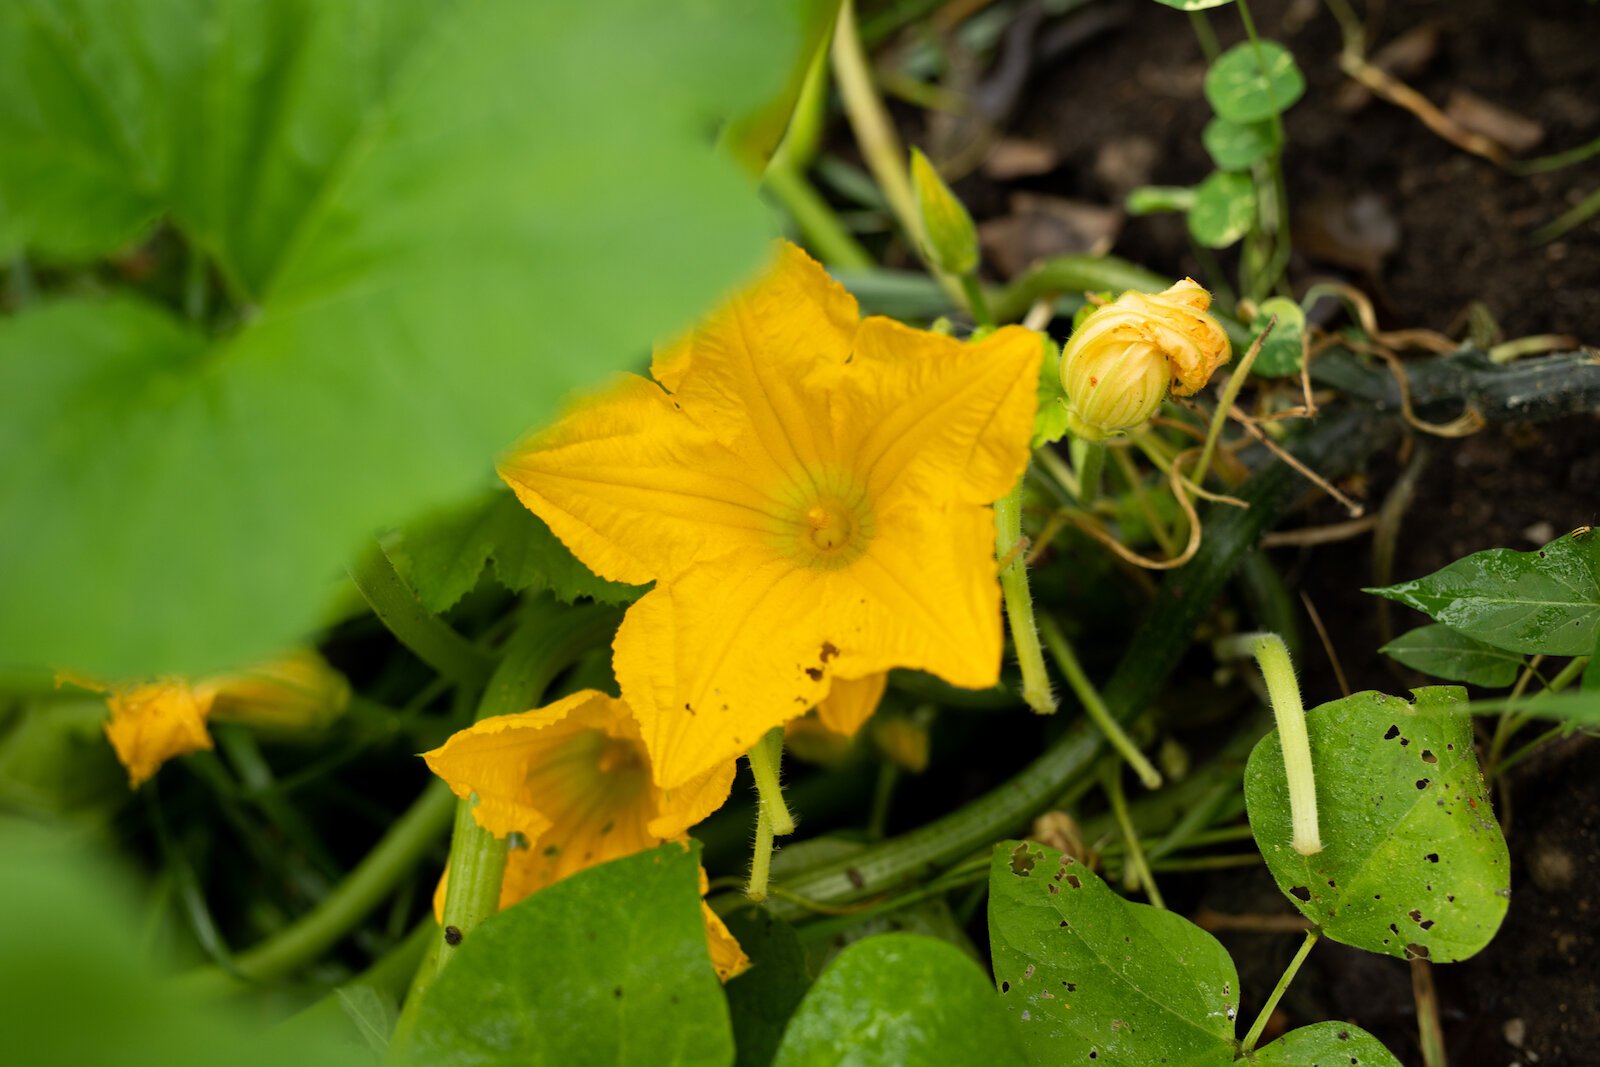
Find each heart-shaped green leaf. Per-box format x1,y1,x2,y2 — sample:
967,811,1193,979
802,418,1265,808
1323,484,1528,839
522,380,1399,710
0,0,801,676
410,843,733,1067
1188,171,1257,248
1380,623,1524,687
1245,686,1510,962
988,840,1239,1066
772,933,1022,1067
1202,116,1281,170
1367,528,1600,656
1205,41,1306,124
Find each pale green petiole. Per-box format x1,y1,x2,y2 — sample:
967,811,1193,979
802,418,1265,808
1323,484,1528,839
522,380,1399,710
1220,631,1323,855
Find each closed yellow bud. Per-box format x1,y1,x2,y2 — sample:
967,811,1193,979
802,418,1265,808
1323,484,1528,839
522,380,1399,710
207,650,350,735
1058,279,1231,440
909,147,978,276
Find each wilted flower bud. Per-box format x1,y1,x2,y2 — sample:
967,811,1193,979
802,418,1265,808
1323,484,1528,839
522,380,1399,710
1058,278,1231,441
909,147,979,276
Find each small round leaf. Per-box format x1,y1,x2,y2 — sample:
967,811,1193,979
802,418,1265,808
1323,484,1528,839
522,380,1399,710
1187,171,1256,248
1205,40,1305,124
1202,116,1280,170
1249,296,1306,377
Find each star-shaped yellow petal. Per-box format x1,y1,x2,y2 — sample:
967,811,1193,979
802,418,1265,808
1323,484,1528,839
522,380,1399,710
423,689,735,891
101,679,217,788
500,241,1041,789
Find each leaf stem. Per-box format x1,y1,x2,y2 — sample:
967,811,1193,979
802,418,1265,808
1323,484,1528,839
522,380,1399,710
1104,767,1164,908
1242,929,1320,1052
1039,617,1161,789
996,479,1058,715
348,545,493,688
1225,631,1322,855
960,272,995,329
1191,315,1272,490
747,727,797,836
746,805,776,903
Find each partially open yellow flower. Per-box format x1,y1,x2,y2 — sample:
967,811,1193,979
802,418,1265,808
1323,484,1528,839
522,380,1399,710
68,650,348,787
1059,278,1231,441
500,242,1041,790
423,689,745,979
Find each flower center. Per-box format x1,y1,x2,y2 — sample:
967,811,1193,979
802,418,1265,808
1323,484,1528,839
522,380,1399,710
774,476,874,570
806,501,855,551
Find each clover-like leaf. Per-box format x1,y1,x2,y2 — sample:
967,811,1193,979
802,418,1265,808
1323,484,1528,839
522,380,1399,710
1249,296,1306,377
410,843,732,1067
772,933,1021,1067
988,840,1239,1066
1380,623,1524,688
1245,686,1510,962
1368,528,1600,656
1202,116,1280,170
0,0,801,677
1188,171,1257,249
1252,1021,1402,1066
1205,41,1306,124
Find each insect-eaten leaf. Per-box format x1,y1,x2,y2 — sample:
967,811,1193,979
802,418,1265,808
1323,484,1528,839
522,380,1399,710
410,842,733,1067
1188,171,1257,249
1205,40,1306,124
988,840,1238,1065
771,933,1021,1067
1380,623,1523,688
394,489,642,615
1245,686,1510,962
986,841,1404,1066
1367,527,1600,656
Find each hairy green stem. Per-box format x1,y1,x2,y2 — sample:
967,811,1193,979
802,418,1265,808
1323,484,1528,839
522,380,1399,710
747,727,797,836
1224,632,1321,855
996,480,1057,715
746,806,776,903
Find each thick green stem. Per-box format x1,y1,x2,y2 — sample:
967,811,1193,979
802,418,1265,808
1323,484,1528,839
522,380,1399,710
1242,930,1320,1052
746,806,776,903
1039,617,1161,789
996,479,1057,716
1224,632,1321,855
172,779,457,998
348,546,493,688
747,727,797,836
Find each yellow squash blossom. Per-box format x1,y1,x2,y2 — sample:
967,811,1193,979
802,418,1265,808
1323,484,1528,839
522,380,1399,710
423,688,747,980
500,242,1041,790
68,650,348,787
1058,278,1231,440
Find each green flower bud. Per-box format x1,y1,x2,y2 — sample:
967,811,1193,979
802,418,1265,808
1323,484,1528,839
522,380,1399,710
909,147,979,276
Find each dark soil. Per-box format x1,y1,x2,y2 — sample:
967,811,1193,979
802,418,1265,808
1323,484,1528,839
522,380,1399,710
956,0,1600,1062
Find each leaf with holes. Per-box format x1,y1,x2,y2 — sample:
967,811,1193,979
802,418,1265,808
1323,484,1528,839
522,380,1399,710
1188,171,1256,249
1249,296,1305,377
409,842,732,1067
1202,116,1280,170
1367,528,1600,656
394,489,642,614
0,0,800,677
772,933,1021,1067
1205,41,1306,124
988,840,1239,1066
1245,686,1510,962
1380,623,1523,688
1252,1021,1402,1066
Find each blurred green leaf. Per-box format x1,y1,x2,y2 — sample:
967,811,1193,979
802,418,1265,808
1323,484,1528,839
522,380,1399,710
1033,334,1070,447
0,0,802,677
722,910,812,1067
1380,623,1523,687
1249,296,1305,377
0,819,365,1067
1188,171,1256,248
1201,116,1280,170
1124,185,1196,216
0,698,125,818
772,933,1020,1067
1252,1021,1403,1066
987,840,1238,1066
394,489,641,615
1367,529,1600,656
1245,686,1510,962
409,843,732,1067
1204,41,1305,124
